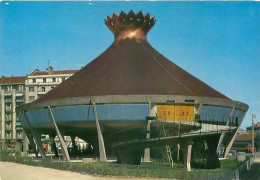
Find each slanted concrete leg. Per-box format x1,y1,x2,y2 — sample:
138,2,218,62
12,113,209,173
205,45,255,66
33,131,46,158
205,136,220,169
71,136,77,155
50,136,58,157
48,106,70,161
183,138,192,171
93,103,107,162
24,130,38,157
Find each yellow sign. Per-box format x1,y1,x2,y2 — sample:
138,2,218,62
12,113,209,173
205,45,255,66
157,105,174,121
157,105,194,121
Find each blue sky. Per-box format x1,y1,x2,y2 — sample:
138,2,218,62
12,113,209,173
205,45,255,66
0,1,259,129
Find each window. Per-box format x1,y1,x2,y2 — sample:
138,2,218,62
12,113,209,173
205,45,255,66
43,78,46,83
42,87,45,92
32,79,36,83
51,86,55,89
7,86,12,91
18,85,24,91
52,78,56,82
29,87,34,92
29,96,35,102
62,77,65,82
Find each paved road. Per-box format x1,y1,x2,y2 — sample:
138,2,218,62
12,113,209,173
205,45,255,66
0,162,152,180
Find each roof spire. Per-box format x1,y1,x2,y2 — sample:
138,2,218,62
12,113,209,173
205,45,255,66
105,10,156,41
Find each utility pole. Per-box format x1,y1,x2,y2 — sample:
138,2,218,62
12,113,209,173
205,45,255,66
252,114,256,156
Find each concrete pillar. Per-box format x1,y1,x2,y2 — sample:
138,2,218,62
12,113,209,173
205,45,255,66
1,89,5,141
224,112,247,158
15,142,21,152
183,138,192,171
93,103,107,162
50,135,58,158
12,89,16,141
22,132,29,153
205,136,220,169
24,129,38,157
48,106,70,161
1,140,6,151
144,102,152,162
71,136,77,155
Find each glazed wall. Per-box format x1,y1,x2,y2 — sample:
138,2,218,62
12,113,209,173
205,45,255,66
18,104,149,128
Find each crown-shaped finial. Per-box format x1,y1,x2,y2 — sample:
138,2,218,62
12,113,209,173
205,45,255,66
105,10,156,41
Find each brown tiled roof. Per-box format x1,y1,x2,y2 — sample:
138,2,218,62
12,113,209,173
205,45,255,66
35,38,229,103
30,70,78,76
235,133,257,142
0,76,26,85
34,11,229,103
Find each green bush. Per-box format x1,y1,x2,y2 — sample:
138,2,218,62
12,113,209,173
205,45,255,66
0,151,244,179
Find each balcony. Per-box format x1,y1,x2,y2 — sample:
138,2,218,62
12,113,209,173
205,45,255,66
16,127,23,131
5,135,12,140
4,99,12,103
16,135,23,140
16,99,24,103
5,108,12,112
5,118,12,122
5,126,12,130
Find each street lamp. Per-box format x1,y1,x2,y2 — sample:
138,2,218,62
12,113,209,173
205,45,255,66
252,114,256,156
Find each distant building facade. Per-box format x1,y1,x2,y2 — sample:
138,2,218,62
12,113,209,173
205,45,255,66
26,66,78,103
0,67,78,152
0,76,26,152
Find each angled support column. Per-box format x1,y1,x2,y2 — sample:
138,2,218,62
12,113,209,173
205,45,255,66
93,102,107,162
24,113,46,158
144,102,152,162
224,112,247,158
24,129,38,157
48,106,70,161
183,138,192,171
217,105,236,153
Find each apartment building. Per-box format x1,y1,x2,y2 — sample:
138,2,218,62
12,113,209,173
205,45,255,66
0,76,26,152
0,66,78,152
26,66,78,103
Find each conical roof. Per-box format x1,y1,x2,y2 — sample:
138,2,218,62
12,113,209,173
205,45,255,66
36,10,229,103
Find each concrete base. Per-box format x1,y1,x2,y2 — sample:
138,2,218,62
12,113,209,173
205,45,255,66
82,158,93,163
115,148,143,165
206,136,221,169
143,148,150,162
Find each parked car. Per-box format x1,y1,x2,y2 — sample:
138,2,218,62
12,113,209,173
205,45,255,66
229,150,239,156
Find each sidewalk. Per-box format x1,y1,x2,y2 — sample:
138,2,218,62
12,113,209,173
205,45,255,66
0,162,121,180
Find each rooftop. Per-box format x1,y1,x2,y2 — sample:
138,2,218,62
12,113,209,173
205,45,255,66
0,76,26,85
235,133,257,142
30,70,78,76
